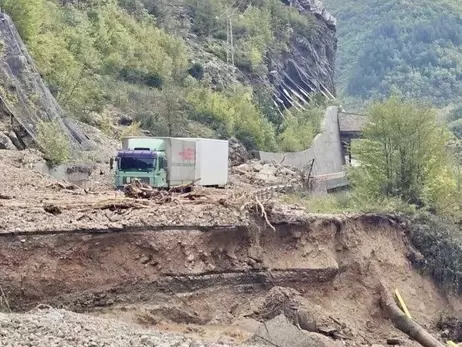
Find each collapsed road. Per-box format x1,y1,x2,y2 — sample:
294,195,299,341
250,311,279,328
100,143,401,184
0,150,460,347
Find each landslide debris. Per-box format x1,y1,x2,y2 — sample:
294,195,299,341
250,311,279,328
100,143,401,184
228,137,250,167
0,307,262,347
0,145,312,233
437,315,462,342
230,159,313,188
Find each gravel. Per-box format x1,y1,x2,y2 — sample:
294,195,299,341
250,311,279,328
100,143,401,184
0,307,263,347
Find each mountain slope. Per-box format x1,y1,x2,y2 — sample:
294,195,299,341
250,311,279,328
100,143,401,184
0,0,336,152
323,0,462,108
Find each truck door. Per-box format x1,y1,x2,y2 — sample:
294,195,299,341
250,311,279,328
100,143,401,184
156,157,168,188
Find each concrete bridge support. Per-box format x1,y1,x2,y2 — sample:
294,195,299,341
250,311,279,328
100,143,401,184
254,107,366,194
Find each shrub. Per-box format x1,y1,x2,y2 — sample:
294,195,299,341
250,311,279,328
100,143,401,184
188,63,204,80
36,120,71,166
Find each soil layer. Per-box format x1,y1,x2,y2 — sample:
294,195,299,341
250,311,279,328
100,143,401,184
0,215,459,346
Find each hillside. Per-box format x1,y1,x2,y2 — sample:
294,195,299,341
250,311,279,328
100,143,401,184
0,0,337,153
323,0,462,109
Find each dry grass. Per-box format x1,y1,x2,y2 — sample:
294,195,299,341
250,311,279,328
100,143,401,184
0,286,11,312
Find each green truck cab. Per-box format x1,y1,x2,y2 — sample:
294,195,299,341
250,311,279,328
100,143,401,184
111,149,168,189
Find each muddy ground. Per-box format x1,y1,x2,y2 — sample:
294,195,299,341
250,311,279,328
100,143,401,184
0,149,460,346
1,211,460,346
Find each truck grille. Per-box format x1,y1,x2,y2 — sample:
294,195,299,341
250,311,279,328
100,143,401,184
122,176,150,185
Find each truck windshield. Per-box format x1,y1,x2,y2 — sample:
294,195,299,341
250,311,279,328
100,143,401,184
119,157,156,172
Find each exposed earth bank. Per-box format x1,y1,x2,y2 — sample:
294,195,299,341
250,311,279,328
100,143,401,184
0,212,460,347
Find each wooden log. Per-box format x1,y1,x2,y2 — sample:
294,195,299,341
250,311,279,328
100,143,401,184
379,282,445,347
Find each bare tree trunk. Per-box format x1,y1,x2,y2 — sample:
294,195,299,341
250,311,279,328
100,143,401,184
379,282,445,347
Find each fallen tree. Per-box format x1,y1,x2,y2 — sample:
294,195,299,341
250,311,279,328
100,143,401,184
379,282,445,347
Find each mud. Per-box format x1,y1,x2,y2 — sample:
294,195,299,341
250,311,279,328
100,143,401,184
0,214,460,346
0,222,338,310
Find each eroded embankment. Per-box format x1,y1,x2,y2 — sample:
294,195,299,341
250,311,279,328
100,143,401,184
0,213,460,346
0,220,340,311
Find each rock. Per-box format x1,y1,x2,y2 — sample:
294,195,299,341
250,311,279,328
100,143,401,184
252,163,264,172
139,255,151,264
8,131,22,150
386,338,404,345
249,314,337,347
304,332,344,347
118,115,133,126
235,163,250,172
318,326,338,336
0,133,17,150
259,164,277,177
297,309,317,332
228,137,249,167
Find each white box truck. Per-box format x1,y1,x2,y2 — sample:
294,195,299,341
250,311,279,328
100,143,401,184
112,136,228,189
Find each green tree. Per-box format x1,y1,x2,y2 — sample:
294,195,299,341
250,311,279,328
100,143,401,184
323,0,462,107
0,0,44,42
349,96,456,213
126,85,189,137
36,120,71,166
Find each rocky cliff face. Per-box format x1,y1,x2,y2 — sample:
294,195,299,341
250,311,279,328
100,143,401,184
185,0,337,111
271,0,337,108
0,12,91,151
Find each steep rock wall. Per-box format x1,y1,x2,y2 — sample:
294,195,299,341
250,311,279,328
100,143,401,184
271,0,337,108
0,12,92,150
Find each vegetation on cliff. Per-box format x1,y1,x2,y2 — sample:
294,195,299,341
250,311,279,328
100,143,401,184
0,0,326,151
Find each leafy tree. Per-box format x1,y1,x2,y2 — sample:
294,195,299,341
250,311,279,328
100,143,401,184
349,96,457,213
0,0,44,42
323,0,462,107
448,119,462,139
36,120,71,166
278,105,323,152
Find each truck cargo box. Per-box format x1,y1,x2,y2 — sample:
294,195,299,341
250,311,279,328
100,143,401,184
165,138,196,186
183,138,229,187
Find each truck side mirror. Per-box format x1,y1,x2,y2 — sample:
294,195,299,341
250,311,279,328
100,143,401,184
109,157,114,170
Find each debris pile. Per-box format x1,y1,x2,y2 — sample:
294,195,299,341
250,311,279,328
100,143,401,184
437,315,462,342
247,286,356,342
228,137,250,167
230,159,313,188
123,179,203,203
247,286,303,323
122,179,277,231
0,306,261,347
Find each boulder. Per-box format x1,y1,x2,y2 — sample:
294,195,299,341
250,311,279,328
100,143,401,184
249,314,341,347
0,132,17,150
228,137,249,167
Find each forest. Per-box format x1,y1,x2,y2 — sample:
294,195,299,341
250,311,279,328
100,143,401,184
323,0,462,109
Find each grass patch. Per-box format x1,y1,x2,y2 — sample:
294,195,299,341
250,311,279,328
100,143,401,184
283,191,419,215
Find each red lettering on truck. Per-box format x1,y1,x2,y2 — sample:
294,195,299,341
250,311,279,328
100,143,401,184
178,147,195,161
